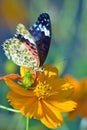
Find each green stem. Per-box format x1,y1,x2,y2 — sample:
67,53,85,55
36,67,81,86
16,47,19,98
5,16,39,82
0,105,20,112
26,117,29,130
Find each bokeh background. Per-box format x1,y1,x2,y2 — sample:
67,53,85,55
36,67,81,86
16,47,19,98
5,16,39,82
0,0,87,130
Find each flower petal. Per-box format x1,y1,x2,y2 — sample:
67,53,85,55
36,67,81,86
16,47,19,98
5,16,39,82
0,74,22,81
21,99,44,119
41,114,62,129
40,100,63,128
43,64,58,77
7,91,44,118
80,78,87,100
32,100,44,119
21,97,37,118
7,91,36,112
64,75,80,99
5,78,34,96
57,101,77,112
45,96,77,112
79,102,87,117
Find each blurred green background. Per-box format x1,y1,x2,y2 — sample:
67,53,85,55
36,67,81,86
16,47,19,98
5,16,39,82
0,0,87,130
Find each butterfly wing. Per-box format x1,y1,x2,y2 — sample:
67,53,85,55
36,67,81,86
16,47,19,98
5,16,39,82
29,13,51,66
3,24,40,70
3,13,51,71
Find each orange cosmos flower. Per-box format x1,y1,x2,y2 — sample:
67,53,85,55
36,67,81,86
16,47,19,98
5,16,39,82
1,65,76,129
65,75,87,119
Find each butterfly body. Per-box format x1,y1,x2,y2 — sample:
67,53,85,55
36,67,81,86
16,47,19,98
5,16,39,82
3,13,51,71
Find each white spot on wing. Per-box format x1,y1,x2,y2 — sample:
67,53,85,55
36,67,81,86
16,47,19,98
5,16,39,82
44,18,47,21
36,27,40,31
33,23,37,27
38,24,50,37
43,26,50,37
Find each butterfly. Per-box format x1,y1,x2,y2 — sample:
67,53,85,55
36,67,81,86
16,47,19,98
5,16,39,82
3,13,51,71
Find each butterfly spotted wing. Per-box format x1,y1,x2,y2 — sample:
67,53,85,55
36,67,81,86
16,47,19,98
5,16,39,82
29,13,51,66
3,13,51,71
3,25,40,70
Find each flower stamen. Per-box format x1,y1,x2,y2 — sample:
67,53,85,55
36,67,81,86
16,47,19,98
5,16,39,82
34,81,52,99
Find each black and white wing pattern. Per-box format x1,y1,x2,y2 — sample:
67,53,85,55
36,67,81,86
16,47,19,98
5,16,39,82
3,13,51,71
29,13,51,66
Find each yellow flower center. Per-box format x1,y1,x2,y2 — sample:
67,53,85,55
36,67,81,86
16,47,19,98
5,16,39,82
34,81,52,99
